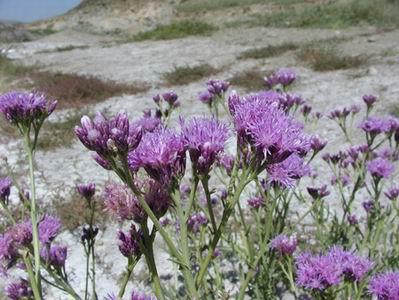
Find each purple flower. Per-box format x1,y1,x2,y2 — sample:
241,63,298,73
206,79,230,97
385,187,399,201
144,179,171,219
367,157,394,179
347,214,358,225
75,112,142,157
38,215,62,244
363,200,374,213
198,90,213,104
309,136,327,153
328,108,351,120
188,212,208,233
295,252,342,290
0,177,12,203
369,271,399,300
6,221,32,248
161,91,178,106
217,154,234,175
0,91,57,126
277,93,305,111
76,182,96,199
181,117,229,174
307,185,330,200
103,182,144,222
41,245,67,267
363,94,377,107
117,224,141,257
265,68,296,88
270,234,297,255
128,128,186,185
6,278,33,300
132,113,161,133
301,104,312,117
266,154,310,188
92,153,112,170
328,246,373,282
360,117,392,137
230,91,309,164
247,196,264,209
131,289,157,300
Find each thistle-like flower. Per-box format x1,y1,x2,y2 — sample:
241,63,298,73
76,182,96,200
188,212,208,233
367,157,394,179
0,91,56,128
385,187,399,201
265,68,296,89
38,215,62,244
41,245,67,267
117,224,141,258
369,271,399,300
270,234,297,255
247,196,264,209
128,128,186,186
75,111,142,159
5,278,33,300
0,177,12,203
181,117,229,175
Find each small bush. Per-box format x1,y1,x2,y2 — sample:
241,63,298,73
132,21,217,41
229,69,268,91
239,43,298,60
297,45,367,71
163,64,220,86
37,45,89,54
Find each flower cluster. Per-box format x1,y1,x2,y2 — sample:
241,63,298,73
75,112,142,162
265,68,296,89
198,79,230,105
0,91,57,128
367,157,394,179
187,212,208,233
181,117,229,174
247,196,264,209
295,247,372,290
117,224,142,258
5,278,33,300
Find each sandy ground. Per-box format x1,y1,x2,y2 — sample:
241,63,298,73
0,24,399,298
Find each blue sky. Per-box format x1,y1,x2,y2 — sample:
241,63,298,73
0,0,81,22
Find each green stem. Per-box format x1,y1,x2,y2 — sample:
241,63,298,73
201,178,217,233
22,252,42,300
118,257,138,298
24,133,41,293
0,200,16,224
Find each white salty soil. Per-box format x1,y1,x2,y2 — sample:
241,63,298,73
0,24,399,299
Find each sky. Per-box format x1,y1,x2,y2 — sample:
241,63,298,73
0,0,81,23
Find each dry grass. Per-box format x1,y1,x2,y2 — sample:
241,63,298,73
238,42,298,60
229,69,268,91
0,54,149,109
297,45,368,71
163,64,221,86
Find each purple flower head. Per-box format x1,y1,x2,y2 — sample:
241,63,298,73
369,271,399,300
277,93,305,111
265,68,296,88
131,289,157,300
360,117,392,137
385,187,399,201
0,177,12,203
41,245,67,267
161,91,178,106
0,91,57,126
76,182,96,200
231,91,309,164
152,94,161,104
301,104,312,117
38,215,62,244
132,111,161,133
117,224,141,258
217,154,234,175
144,179,171,219
198,90,213,105
206,79,230,97
6,278,33,300
295,252,342,290
328,107,351,120
188,212,208,233
6,221,32,248
103,182,144,222
350,104,360,114
307,185,330,200
128,128,186,185
367,157,394,179
328,246,373,282
181,117,229,174
363,200,374,213
270,234,297,255
362,94,377,107
75,112,142,158
266,154,310,188
347,214,358,225
247,196,264,209
310,136,327,153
